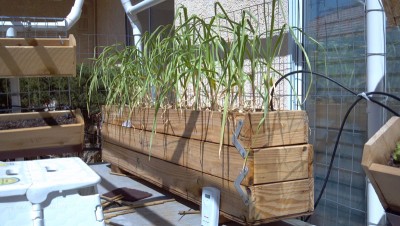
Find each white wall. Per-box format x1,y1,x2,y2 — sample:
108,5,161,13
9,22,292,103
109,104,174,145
174,0,293,110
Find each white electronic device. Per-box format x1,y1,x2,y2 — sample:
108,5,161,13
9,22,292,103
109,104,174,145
201,186,220,226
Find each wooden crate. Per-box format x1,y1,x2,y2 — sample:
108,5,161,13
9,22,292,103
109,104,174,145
0,109,84,159
0,34,76,77
103,123,313,186
362,116,400,214
102,107,314,224
103,142,314,225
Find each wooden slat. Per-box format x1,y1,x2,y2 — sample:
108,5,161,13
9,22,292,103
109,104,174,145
242,111,308,149
0,37,71,47
370,163,400,213
103,123,248,184
68,34,76,47
0,35,76,77
362,117,400,167
103,106,308,148
102,142,314,225
253,145,313,184
0,109,84,152
250,179,314,222
103,123,312,185
0,47,75,77
0,109,82,121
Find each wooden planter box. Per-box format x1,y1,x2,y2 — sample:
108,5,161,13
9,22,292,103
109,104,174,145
362,116,400,214
102,107,314,225
0,109,84,159
0,34,76,77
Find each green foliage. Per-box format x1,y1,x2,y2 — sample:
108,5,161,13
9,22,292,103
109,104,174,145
0,65,105,113
78,64,106,114
86,1,313,155
393,141,400,162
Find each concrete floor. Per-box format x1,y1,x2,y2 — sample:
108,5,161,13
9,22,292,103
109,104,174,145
91,162,314,226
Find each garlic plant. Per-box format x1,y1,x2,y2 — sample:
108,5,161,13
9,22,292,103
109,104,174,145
85,1,312,153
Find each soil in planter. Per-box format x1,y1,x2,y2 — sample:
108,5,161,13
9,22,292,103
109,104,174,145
388,141,400,168
0,113,77,130
388,155,400,168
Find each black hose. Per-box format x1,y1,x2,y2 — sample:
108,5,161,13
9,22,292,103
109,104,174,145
271,70,400,222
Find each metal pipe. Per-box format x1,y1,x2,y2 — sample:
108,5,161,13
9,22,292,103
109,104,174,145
366,0,386,225
64,0,84,30
0,0,84,32
0,20,63,32
288,0,302,110
122,0,166,15
120,0,166,51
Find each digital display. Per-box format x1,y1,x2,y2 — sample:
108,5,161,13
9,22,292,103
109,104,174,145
205,194,210,199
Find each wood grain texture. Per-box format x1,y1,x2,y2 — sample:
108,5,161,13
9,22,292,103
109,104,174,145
383,0,400,27
0,34,76,77
0,109,84,152
253,145,313,184
370,163,400,213
103,106,308,148
103,123,248,184
249,179,314,221
0,35,73,46
362,116,400,211
103,123,313,185
102,142,314,225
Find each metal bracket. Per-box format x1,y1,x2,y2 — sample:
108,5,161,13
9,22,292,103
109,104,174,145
232,119,249,205
234,166,249,206
232,120,246,158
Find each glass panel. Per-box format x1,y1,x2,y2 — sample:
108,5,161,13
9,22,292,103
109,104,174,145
303,1,367,225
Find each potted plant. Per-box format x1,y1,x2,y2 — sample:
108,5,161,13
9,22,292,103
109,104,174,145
362,116,400,214
87,2,314,224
